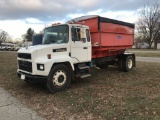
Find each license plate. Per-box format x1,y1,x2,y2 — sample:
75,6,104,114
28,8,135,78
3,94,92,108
21,74,25,80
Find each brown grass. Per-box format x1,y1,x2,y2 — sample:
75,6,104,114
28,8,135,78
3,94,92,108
0,51,160,120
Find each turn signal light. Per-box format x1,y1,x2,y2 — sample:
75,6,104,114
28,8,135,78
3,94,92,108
47,54,51,59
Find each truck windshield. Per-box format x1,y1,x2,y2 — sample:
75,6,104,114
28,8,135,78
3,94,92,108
42,25,69,44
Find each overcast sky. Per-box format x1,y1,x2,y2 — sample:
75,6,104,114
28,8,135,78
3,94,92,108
0,0,158,39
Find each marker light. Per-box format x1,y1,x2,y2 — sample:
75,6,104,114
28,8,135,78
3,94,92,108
47,54,51,59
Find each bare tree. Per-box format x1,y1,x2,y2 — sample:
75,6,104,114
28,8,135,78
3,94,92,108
5,36,13,43
136,2,160,49
134,34,143,48
0,30,8,46
21,34,26,43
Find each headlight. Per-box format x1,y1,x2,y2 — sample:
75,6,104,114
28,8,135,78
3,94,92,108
37,64,44,71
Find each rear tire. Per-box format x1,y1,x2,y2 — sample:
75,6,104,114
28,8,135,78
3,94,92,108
122,55,134,72
47,64,71,93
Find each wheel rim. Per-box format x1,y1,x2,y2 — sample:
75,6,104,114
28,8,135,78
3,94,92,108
52,70,67,87
128,58,133,69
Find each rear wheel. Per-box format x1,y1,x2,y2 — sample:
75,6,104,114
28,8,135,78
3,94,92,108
47,64,71,93
122,55,134,72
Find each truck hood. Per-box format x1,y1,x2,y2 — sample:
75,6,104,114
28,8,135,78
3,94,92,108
17,44,69,61
18,44,65,53
18,45,47,53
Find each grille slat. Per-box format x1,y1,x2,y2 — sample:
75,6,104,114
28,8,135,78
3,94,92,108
18,53,31,59
18,60,32,73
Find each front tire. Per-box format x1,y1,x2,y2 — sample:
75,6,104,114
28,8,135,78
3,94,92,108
47,64,71,93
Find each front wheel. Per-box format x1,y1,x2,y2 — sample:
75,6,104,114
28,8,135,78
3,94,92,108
47,64,71,93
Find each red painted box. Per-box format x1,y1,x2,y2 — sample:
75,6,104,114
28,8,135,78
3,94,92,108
70,15,135,58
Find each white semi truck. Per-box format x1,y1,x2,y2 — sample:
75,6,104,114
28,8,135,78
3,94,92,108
17,16,135,93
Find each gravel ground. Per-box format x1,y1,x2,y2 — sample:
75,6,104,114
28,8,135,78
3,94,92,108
0,87,45,120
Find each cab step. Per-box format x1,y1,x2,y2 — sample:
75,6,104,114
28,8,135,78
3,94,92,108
75,64,91,78
79,66,90,70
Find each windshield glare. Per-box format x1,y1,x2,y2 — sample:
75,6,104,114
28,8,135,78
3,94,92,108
43,25,69,44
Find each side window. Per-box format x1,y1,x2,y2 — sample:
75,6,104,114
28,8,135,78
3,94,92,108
86,29,90,42
71,28,80,41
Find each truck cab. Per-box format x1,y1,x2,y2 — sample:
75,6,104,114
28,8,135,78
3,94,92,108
17,24,92,92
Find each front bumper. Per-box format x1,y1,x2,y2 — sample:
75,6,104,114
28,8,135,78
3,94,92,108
17,71,47,84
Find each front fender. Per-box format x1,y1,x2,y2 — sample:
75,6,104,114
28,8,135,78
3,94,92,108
34,55,74,76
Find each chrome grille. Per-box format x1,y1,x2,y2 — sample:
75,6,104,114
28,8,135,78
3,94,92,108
18,60,32,73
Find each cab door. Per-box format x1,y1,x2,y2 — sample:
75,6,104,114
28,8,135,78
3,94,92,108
70,27,89,63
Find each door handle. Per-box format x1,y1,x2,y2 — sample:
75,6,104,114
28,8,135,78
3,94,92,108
83,47,88,49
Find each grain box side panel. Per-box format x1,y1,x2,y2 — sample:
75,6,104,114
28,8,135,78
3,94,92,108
118,24,134,34
100,22,134,34
100,33,134,47
90,33,100,47
100,22,119,33
79,17,99,33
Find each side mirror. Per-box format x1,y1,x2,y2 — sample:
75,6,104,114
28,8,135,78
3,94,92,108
80,28,86,39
